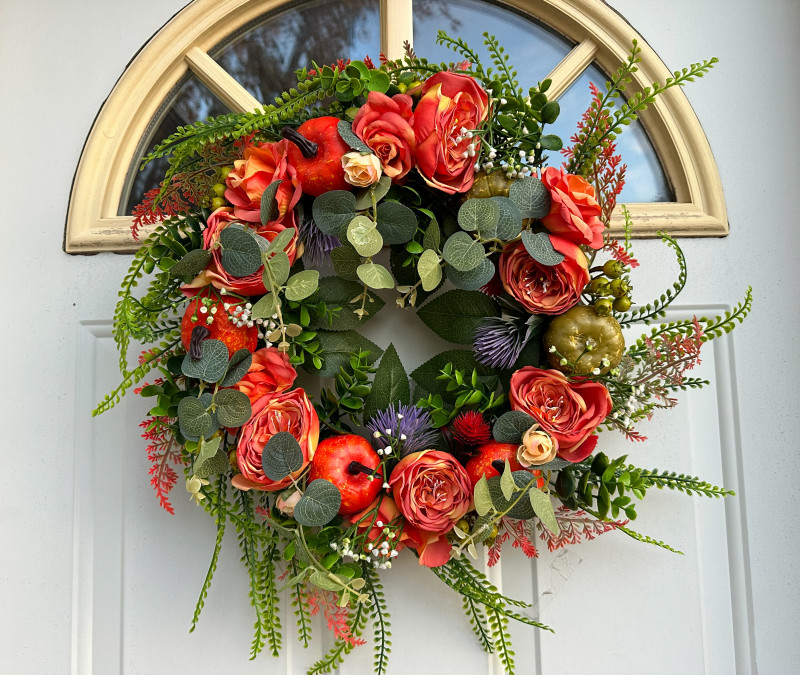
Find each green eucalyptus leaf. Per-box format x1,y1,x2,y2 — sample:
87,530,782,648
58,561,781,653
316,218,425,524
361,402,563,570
529,488,560,535
194,447,230,479
509,177,551,220
213,388,252,427
312,190,357,236
492,196,523,240
347,215,383,257
354,175,392,210
330,244,362,282
219,227,262,277
294,479,342,527
250,292,280,320
261,431,304,481
417,289,500,344
487,472,537,520
500,460,516,501
458,198,500,233
310,570,345,592
169,249,212,281
521,230,565,266
285,270,320,301
219,348,253,387
474,475,493,517
266,225,296,255
181,339,229,383
356,262,394,289
445,258,495,291
177,396,213,439
422,216,441,251
260,180,282,226
194,436,221,471
493,410,537,444
363,344,410,420
337,120,371,154
267,250,291,285
376,201,417,244
417,249,442,292
442,232,484,272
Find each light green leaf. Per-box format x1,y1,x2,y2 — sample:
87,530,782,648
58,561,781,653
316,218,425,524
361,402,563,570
416,289,500,344
213,388,252,427
354,175,391,210
347,215,383,257
285,270,320,301
509,177,551,219
265,225,296,255
445,258,495,291
458,198,500,233
194,447,229,479
194,436,221,471
376,201,417,244
294,479,342,527
442,232,484,272
169,249,212,281
500,460,516,501
310,570,345,592
218,348,252,387
261,431,304,481
181,339,229,383
267,250,291,285
312,190,357,236
260,180,282,225
474,475,493,517
363,343,410,420
356,262,394,289
530,489,560,535
219,227,262,277
417,249,442,291
521,230,564,266
250,292,280,320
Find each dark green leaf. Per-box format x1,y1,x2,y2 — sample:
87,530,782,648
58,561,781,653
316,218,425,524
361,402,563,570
294,479,342,527
181,339,229,383
330,244,361,282
539,134,563,151
417,290,500,344
376,201,417,245
354,175,391,210
261,431,304,481
509,177,551,220
422,216,441,251
312,190,357,236
363,344,410,420
521,230,564,266
458,198,500,234
410,350,493,397
540,100,560,124
178,396,212,439
492,197,523,240
313,331,383,377
169,249,212,281
260,180,282,226
213,388,252,427
337,120,370,154
442,232,484,272
493,411,537,444
194,447,230,479
445,258,495,291
219,227,262,277
487,472,536,519
312,277,385,330
218,348,252,387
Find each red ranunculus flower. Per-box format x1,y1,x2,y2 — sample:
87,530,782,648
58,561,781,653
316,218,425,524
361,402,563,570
224,139,302,224
509,367,612,462
352,91,416,181
414,71,489,194
499,236,589,315
182,207,298,296
540,167,605,249
235,347,297,405
233,388,319,491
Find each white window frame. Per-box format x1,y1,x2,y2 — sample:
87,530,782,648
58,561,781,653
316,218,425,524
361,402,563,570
64,0,727,254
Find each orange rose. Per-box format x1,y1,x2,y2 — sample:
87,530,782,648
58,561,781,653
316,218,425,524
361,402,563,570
540,167,604,249
235,347,297,405
224,139,302,224
499,236,589,315
233,388,319,491
414,72,488,194
182,208,298,296
352,91,416,180
509,367,611,462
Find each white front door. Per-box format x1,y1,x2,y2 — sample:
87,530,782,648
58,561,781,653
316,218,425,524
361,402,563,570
4,0,798,673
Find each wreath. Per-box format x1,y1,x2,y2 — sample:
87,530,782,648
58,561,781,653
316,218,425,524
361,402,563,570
95,32,751,674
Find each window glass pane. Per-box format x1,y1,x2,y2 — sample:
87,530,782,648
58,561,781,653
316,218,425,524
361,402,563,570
548,64,673,202
414,0,573,79
120,76,229,215
212,0,380,104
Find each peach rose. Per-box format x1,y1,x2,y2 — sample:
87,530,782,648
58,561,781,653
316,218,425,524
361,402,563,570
516,425,558,466
509,367,612,463
182,208,298,296
341,152,382,187
224,139,302,224
352,91,416,180
540,167,605,250
499,236,589,315
235,347,297,404
233,388,319,491
414,72,488,194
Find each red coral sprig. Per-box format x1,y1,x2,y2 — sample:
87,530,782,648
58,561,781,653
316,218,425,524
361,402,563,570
140,414,186,514
537,507,627,552
603,239,640,268
307,588,367,647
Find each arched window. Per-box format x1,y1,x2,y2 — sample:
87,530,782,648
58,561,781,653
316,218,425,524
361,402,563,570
65,0,727,253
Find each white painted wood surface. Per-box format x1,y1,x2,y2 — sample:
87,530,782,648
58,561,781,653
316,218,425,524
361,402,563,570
2,0,798,672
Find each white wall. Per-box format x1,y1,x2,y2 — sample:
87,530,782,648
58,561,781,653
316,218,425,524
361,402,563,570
1,0,798,671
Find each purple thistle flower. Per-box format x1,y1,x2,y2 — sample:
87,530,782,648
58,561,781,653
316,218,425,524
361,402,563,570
473,315,535,369
366,403,439,457
298,217,340,268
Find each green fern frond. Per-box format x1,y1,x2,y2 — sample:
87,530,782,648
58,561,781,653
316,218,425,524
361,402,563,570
306,601,368,675
463,596,494,653
365,567,392,675
616,524,684,554
190,475,227,632
290,564,313,648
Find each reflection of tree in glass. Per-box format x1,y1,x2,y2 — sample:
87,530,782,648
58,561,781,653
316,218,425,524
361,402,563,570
123,0,461,215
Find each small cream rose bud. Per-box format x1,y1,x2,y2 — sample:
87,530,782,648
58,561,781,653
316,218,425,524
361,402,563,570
341,152,382,187
276,489,302,517
516,425,559,467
